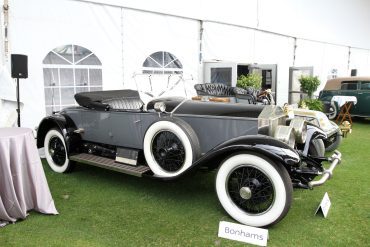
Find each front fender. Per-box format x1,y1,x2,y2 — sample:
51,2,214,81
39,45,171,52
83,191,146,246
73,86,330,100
302,124,327,156
37,113,80,154
192,135,301,171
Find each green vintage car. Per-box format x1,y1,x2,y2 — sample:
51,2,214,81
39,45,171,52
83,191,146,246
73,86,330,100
319,76,370,119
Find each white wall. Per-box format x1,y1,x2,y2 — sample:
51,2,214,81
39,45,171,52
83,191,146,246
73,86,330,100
122,9,200,99
2,0,370,128
8,0,123,128
81,0,370,49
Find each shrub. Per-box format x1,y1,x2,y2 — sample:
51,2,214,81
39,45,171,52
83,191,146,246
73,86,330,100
237,72,262,90
299,98,324,111
299,75,321,98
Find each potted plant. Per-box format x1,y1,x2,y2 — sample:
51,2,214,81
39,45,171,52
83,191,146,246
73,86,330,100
298,75,323,111
236,72,262,90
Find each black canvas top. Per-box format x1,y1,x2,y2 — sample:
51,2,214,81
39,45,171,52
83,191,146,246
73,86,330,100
74,90,142,110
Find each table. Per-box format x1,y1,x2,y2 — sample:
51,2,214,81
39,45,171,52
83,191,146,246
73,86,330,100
331,96,357,125
0,128,58,226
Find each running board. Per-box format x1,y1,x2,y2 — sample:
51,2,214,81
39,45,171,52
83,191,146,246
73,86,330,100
69,153,151,177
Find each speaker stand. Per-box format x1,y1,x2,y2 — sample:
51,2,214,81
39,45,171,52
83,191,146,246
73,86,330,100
16,77,21,127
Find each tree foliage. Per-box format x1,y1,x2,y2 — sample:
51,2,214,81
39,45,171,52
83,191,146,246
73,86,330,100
299,75,321,98
237,72,262,90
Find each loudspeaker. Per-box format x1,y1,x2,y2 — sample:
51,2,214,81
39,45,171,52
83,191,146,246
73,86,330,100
11,54,28,78
350,69,357,77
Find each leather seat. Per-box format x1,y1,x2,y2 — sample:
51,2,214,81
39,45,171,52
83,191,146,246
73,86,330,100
194,83,235,97
102,97,144,110
233,87,259,104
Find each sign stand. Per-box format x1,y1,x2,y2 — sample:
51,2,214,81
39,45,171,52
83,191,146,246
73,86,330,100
314,192,332,218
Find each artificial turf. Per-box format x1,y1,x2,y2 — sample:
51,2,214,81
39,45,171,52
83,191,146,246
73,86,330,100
1,119,369,246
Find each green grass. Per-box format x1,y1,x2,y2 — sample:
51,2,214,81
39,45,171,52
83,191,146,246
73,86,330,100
1,120,370,246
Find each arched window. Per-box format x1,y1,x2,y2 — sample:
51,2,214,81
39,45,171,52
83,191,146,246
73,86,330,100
42,44,102,115
142,51,183,74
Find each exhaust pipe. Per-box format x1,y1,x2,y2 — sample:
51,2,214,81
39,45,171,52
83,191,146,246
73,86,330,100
308,150,342,189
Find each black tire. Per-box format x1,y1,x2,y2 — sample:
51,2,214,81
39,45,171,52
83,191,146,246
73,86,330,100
44,128,74,173
309,139,325,157
143,118,201,177
215,153,293,227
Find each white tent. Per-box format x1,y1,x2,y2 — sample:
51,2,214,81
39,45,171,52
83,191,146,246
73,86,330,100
1,0,370,129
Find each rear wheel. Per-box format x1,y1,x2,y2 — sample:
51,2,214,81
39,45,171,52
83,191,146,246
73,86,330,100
44,129,73,173
216,153,292,227
327,102,338,120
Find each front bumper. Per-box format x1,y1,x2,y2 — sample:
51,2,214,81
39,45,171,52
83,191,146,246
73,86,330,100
308,150,342,189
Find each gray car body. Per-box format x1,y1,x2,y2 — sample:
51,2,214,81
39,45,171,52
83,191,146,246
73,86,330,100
62,99,262,155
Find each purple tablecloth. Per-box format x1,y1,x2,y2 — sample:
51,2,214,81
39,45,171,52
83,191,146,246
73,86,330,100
0,128,58,225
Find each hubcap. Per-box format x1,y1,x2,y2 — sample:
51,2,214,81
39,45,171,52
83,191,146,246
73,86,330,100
239,187,252,200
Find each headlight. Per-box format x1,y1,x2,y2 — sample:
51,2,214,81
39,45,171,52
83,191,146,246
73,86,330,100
289,118,307,144
274,125,295,148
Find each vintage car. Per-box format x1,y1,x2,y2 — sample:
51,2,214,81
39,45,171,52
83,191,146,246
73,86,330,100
194,83,342,152
319,76,370,119
292,108,342,152
37,90,341,227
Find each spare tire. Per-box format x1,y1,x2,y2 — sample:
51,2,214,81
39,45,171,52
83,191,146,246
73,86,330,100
143,118,200,177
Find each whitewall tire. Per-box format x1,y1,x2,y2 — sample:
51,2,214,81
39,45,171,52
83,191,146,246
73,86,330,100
216,153,292,227
44,129,72,173
143,118,200,178
327,102,338,120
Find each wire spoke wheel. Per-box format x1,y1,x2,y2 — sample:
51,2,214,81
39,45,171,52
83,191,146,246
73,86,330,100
49,136,67,166
152,131,185,172
216,153,292,227
144,118,200,177
44,129,73,173
227,166,275,214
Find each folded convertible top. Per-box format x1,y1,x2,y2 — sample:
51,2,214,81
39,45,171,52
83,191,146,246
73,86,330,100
74,90,143,110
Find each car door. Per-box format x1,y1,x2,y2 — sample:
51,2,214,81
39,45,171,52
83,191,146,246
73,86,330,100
79,109,143,149
358,81,370,116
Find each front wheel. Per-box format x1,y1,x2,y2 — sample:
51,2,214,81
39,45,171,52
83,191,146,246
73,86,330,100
309,139,325,157
325,124,342,152
44,128,73,173
215,153,292,227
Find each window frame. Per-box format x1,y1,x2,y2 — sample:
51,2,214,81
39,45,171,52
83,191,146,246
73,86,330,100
142,51,183,75
42,44,103,115
340,81,358,90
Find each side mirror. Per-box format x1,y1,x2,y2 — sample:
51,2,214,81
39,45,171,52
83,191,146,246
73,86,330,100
154,102,166,113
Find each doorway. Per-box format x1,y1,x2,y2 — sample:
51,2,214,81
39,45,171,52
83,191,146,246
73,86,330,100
289,67,313,104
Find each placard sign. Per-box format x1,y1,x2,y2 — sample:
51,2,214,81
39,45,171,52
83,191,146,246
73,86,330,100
315,192,331,218
218,221,268,246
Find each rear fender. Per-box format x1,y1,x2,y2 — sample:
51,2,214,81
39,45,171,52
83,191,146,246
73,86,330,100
37,114,80,154
192,135,301,171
